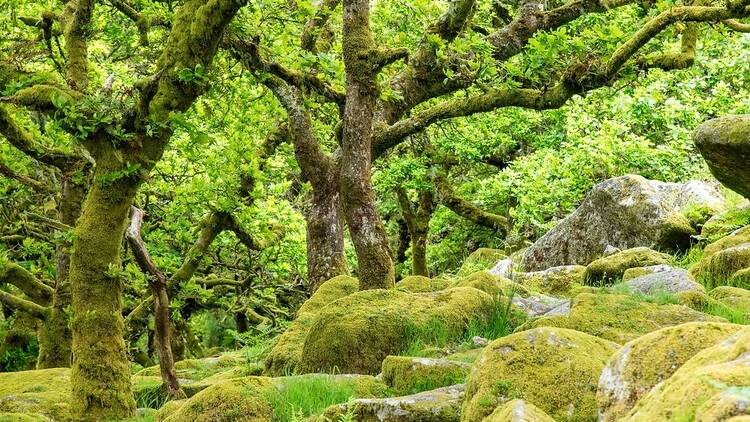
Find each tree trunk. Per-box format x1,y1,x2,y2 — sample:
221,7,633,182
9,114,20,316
68,155,137,419
396,188,434,277
340,0,395,290
307,184,349,290
37,172,86,368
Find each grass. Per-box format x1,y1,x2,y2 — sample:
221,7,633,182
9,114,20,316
401,291,522,357
704,301,750,324
672,246,704,270
263,375,360,422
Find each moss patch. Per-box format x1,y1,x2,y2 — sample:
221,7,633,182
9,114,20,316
396,276,452,293
586,247,672,285
0,368,70,421
701,205,750,240
459,248,507,276
691,226,750,288
462,327,617,422
482,399,556,422
264,276,359,376
297,287,495,375
454,271,529,297
520,293,723,344
381,356,470,395
516,265,586,296
597,321,743,422
620,327,750,421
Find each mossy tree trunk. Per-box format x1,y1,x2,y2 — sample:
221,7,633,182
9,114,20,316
396,187,434,277
340,0,400,290
37,171,87,369
68,150,140,419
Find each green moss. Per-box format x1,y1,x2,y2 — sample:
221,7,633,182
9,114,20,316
585,247,672,285
597,322,743,422
516,266,585,296
521,293,723,344
297,287,495,375
462,327,617,422
620,327,750,421
136,354,248,381
482,399,556,422
396,276,451,293
158,377,275,422
444,348,485,364
454,271,529,297
381,356,470,395
153,399,186,422
458,248,507,276
264,276,359,376
0,413,47,422
0,368,70,421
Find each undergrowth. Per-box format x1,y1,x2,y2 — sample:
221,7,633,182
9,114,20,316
263,375,359,422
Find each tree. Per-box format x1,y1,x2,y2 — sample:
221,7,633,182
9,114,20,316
1,0,247,417
229,0,750,289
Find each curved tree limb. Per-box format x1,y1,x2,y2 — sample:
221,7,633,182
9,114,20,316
0,291,50,320
0,261,54,305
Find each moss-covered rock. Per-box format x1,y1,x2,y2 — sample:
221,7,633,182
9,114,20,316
624,268,703,295
701,204,750,240
710,286,750,310
264,275,359,376
462,327,617,422
135,353,248,380
297,287,496,375
0,413,47,422
454,271,529,297
395,276,451,293
521,175,699,271
515,265,585,296
691,226,750,287
481,399,556,422
159,377,274,422
459,248,507,276
622,264,675,281
0,368,70,421
314,384,464,422
620,327,750,421
693,115,750,199
520,293,723,343
154,399,186,422
585,247,672,285
597,322,743,422
380,356,470,395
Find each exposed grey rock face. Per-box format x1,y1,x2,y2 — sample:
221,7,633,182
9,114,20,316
694,115,750,199
490,258,515,279
512,294,571,318
624,268,704,295
522,175,725,271
317,384,464,422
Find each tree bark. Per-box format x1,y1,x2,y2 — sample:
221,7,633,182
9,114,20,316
68,152,138,419
396,188,434,277
37,170,86,369
307,183,349,290
126,207,183,399
340,0,395,290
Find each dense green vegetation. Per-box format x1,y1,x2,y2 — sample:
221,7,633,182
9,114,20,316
1,0,750,420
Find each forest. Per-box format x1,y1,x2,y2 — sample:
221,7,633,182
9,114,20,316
0,0,749,420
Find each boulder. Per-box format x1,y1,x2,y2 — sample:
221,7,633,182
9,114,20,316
489,258,515,279
511,294,570,318
620,327,750,421
520,293,723,343
459,248,507,276
395,276,451,293
297,287,496,375
522,175,708,271
264,275,358,375
314,384,465,422
515,265,586,296
710,286,750,310
622,264,675,281
585,247,672,285
691,226,750,288
481,399,555,422
454,271,529,297
624,268,704,295
597,322,743,422
380,356,470,395
461,327,617,422
693,115,750,199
